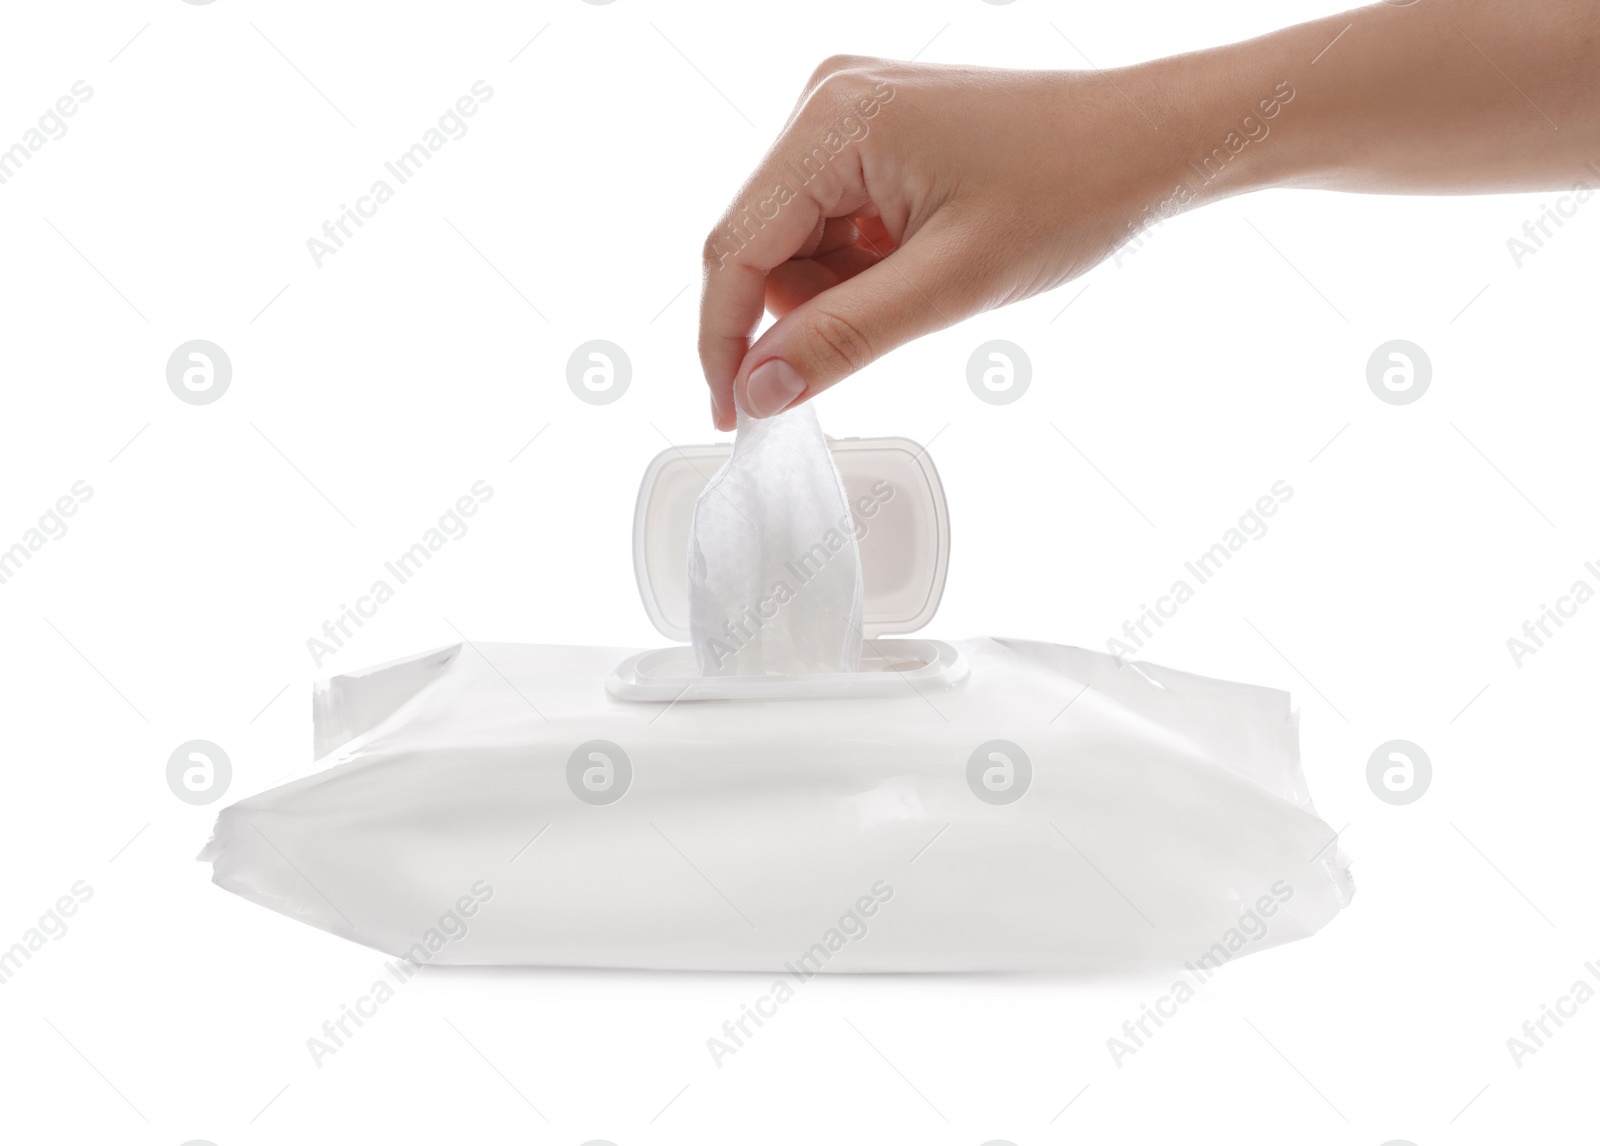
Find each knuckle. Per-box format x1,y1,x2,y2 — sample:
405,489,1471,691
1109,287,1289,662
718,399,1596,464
806,308,875,376
811,68,869,108
701,226,736,271
701,232,723,269
806,53,872,90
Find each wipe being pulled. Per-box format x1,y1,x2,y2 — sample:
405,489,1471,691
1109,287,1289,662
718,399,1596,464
687,402,864,675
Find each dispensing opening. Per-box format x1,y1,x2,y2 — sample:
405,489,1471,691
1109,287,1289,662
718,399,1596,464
607,638,969,702
631,436,951,642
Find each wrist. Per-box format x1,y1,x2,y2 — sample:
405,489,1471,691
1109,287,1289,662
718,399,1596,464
1129,48,1313,210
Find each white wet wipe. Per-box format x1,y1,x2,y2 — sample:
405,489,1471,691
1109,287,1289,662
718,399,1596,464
687,402,864,675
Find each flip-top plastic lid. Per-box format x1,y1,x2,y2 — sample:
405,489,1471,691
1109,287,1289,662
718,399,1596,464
632,436,950,642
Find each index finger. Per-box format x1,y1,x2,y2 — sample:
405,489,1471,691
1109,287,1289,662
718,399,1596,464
698,76,875,429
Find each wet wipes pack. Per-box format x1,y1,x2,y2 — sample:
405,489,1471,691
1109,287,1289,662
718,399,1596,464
201,428,1354,972
202,637,1352,971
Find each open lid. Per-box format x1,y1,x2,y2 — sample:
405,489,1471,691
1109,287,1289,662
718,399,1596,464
632,436,950,642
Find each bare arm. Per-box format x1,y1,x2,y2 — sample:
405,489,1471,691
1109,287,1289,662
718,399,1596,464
1157,0,1599,200
699,1,1600,428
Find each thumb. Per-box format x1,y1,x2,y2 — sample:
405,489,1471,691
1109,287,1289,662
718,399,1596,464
734,225,971,418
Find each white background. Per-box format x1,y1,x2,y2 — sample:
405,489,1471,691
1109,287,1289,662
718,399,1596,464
1,0,1596,1143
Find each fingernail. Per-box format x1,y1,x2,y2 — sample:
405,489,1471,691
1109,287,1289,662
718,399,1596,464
744,358,806,418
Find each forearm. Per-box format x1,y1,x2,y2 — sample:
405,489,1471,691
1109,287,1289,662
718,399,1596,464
1120,0,1600,210
699,8,1596,421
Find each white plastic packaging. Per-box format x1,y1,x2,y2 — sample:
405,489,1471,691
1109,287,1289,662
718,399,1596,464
202,436,1352,971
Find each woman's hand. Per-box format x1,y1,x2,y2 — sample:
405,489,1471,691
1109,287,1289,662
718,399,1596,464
699,1,1600,429
698,58,1193,429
